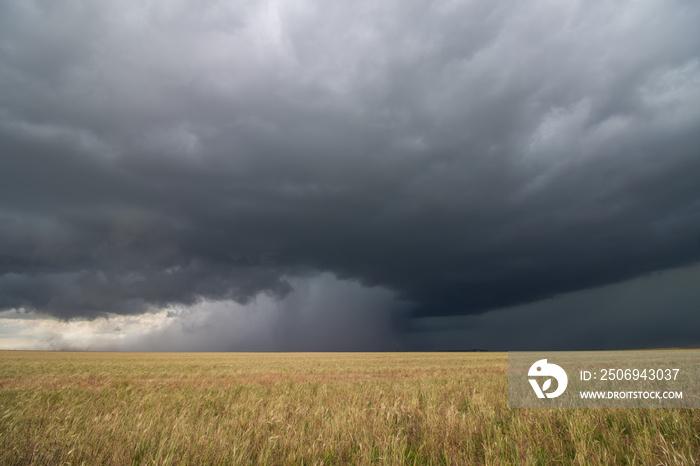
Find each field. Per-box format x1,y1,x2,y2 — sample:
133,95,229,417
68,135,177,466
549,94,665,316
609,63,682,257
0,351,698,465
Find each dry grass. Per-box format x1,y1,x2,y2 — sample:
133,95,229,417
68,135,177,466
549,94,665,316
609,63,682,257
0,351,698,465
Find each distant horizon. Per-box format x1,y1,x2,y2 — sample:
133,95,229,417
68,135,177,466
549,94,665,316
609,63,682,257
3,346,700,353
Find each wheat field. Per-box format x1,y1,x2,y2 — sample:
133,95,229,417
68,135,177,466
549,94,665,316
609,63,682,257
0,351,698,465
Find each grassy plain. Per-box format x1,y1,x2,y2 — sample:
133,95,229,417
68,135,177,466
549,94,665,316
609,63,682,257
0,351,698,465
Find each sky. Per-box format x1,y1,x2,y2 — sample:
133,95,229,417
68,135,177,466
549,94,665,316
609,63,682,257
1,0,700,351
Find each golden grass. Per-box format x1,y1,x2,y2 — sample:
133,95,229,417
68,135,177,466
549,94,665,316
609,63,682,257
0,351,698,465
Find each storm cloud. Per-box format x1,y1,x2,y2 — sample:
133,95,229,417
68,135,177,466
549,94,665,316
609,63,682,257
1,1,700,346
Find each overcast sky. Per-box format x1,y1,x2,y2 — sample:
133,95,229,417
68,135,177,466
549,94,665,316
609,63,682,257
1,0,700,351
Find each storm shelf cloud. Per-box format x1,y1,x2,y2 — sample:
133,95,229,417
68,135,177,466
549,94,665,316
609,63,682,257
1,0,700,350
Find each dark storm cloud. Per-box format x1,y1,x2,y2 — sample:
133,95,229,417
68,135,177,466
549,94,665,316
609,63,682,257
7,274,407,352
1,0,700,319
122,274,407,352
408,263,700,351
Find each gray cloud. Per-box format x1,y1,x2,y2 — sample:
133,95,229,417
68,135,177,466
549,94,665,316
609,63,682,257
138,274,407,352
2,274,407,351
408,262,700,351
1,0,699,343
